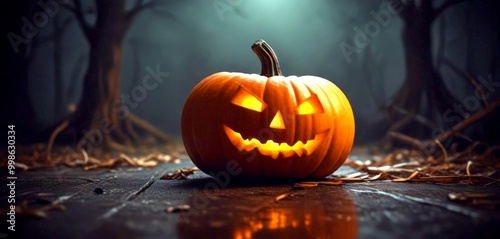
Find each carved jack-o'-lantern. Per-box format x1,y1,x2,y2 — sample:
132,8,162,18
182,40,355,178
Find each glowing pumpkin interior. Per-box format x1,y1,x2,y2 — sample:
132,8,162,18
224,85,328,160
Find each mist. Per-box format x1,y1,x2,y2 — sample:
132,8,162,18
7,0,499,143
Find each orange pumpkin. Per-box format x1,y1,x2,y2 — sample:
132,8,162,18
182,39,355,178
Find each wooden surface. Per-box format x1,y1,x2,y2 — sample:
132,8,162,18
1,156,500,239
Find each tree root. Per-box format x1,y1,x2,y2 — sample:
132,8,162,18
482,144,500,158
383,110,416,147
392,105,437,129
388,131,429,155
128,113,173,143
104,136,134,152
434,99,500,144
125,118,143,143
45,112,174,165
46,120,69,162
390,99,500,158
434,139,448,161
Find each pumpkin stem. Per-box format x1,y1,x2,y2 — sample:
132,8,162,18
252,39,282,77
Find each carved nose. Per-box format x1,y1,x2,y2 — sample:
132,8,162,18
269,110,286,129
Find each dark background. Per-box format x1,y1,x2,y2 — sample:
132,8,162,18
2,0,500,145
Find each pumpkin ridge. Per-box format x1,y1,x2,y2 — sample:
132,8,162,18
181,40,355,179
181,74,222,170
328,85,355,174
310,80,354,178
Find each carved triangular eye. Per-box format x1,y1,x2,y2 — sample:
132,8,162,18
231,86,267,112
296,94,324,115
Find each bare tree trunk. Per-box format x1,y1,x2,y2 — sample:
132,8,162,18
55,0,170,151
387,0,462,139
388,2,433,134
70,0,131,147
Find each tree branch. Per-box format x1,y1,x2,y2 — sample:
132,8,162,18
64,0,92,40
128,113,174,143
390,99,500,156
432,0,470,21
388,131,429,155
434,99,500,144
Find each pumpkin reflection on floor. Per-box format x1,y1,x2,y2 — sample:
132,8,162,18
177,188,357,239
231,205,356,239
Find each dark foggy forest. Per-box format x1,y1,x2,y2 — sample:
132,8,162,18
3,0,500,151
4,1,500,237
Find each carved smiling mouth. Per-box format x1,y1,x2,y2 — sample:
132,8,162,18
223,125,328,159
